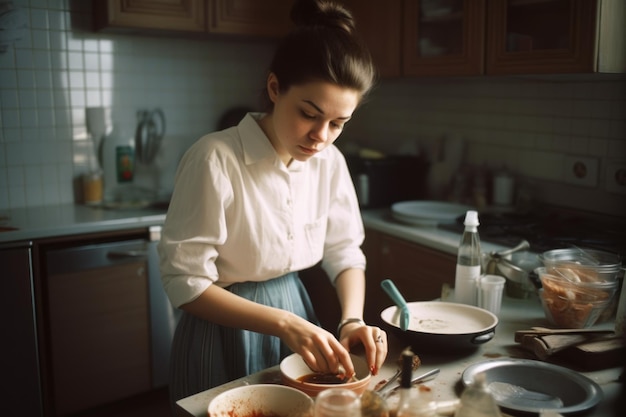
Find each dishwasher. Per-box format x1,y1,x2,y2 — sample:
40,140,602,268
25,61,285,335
42,225,180,416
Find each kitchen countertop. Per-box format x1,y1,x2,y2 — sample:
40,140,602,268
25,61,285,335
1,205,503,255
0,203,167,243
361,208,511,255
174,294,622,417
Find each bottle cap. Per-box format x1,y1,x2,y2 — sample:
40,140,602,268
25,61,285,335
464,210,479,227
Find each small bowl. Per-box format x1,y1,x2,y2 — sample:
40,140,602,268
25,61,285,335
207,384,314,417
280,353,371,397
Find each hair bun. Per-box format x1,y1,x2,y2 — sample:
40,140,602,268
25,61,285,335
290,0,355,33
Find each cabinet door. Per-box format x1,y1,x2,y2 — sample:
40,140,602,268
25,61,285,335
486,0,597,74
363,229,456,326
208,0,292,37
95,0,206,32
403,0,486,76
299,263,341,333
0,244,43,416
47,261,151,416
341,0,403,78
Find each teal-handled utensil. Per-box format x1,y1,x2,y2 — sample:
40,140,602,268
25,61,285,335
381,279,410,331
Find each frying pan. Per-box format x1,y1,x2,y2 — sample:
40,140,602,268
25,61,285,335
380,301,498,352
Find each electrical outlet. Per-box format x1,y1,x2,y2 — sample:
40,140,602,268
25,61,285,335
562,155,599,187
605,161,626,194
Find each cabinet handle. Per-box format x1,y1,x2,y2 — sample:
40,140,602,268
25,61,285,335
107,250,147,259
381,241,390,255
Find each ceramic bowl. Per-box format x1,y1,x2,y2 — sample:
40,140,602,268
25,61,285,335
279,353,371,397
207,384,314,417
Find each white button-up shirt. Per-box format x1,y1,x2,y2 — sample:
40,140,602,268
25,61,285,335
158,113,366,308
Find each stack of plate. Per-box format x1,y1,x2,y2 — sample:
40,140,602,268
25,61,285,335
391,201,473,227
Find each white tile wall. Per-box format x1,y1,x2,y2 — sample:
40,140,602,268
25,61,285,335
0,0,274,209
1,1,625,217
343,77,626,217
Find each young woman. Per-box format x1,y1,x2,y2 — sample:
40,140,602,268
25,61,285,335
158,0,388,404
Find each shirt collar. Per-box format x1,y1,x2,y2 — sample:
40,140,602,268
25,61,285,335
237,113,328,172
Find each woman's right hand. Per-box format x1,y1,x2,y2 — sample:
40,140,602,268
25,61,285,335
278,312,356,377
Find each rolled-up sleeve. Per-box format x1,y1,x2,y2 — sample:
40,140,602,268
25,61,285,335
158,144,232,308
321,150,366,282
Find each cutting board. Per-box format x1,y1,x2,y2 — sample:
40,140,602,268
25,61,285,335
515,329,624,370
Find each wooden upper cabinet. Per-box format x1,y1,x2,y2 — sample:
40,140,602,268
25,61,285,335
208,0,293,37
402,0,624,77
487,0,625,74
95,0,207,32
340,0,403,78
403,0,486,76
486,0,597,75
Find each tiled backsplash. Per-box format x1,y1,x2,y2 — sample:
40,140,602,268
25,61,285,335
0,0,274,209
1,1,625,217
343,76,626,217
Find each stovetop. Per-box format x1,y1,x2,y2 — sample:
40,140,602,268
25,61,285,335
438,209,626,257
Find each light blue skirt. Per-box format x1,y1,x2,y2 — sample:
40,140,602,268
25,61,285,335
168,272,319,408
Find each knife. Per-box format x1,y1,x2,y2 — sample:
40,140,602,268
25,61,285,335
381,279,411,331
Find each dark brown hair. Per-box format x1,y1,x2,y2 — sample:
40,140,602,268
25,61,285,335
263,0,376,108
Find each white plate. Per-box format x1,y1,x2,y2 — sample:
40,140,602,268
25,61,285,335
391,201,473,226
462,359,603,414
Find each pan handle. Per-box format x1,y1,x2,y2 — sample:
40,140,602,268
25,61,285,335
471,330,495,345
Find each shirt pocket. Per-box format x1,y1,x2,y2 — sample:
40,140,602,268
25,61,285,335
303,215,326,262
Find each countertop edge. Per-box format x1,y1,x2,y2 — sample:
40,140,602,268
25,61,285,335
361,209,509,255
0,204,167,243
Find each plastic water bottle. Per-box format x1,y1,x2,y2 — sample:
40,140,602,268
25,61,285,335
454,210,482,306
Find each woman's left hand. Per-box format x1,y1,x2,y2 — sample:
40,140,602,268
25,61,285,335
338,323,387,375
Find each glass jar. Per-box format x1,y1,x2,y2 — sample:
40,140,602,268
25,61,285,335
314,388,361,417
82,170,103,205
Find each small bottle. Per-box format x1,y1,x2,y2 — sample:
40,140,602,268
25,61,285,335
454,372,502,417
396,349,436,417
396,385,436,417
314,387,361,417
454,210,482,306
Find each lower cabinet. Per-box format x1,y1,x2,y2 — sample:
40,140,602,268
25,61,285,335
46,261,151,416
300,228,457,331
1,241,43,416
363,228,456,326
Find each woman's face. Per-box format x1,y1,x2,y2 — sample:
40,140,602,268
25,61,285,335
263,73,360,166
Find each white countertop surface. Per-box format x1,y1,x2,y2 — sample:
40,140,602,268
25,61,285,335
1,205,504,256
174,294,622,417
361,208,511,255
0,203,167,243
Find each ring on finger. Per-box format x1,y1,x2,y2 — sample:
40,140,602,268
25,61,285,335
376,335,384,343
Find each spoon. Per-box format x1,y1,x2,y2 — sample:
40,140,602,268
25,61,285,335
491,240,530,259
489,381,564,408
378,368,441,398
381,279,410,331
